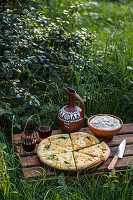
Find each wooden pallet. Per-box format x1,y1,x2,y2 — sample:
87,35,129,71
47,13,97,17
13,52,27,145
13,123,133,179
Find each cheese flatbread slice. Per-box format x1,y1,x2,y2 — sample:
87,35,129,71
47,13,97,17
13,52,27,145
37,140,70,158
40,152,76,171
48,134,73,151
79,142,110,161
70,132,100,150
73,151,101,170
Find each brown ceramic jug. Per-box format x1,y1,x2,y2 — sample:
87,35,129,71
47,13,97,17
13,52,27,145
58,87,85,133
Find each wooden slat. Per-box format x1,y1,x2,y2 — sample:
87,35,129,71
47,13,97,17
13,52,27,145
22,156,133,178
120,123,133,134
110,145,133,157
20,155,40,167
22,167,56,178
108,134,133,146
13,134,22,144
98,156,133,170
22,167,44,178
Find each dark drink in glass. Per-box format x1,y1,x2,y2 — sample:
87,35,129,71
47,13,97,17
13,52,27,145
21,132,37,153
38,126,52,140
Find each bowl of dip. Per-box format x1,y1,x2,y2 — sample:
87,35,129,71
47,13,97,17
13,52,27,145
87,114,123,141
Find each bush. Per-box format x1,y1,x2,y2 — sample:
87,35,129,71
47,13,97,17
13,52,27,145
0,4,94,130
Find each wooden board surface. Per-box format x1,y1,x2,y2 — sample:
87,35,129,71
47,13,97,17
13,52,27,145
14,123,133,179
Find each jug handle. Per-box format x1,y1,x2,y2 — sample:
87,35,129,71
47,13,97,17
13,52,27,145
74,93,85,118
63,87,85,117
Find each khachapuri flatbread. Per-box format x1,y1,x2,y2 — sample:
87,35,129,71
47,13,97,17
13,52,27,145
37,132,110,171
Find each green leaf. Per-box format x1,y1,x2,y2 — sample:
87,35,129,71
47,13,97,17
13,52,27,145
0,108,12,116
86,136,91,140
59,136,67,140
0,143,7,151
44,144,51,150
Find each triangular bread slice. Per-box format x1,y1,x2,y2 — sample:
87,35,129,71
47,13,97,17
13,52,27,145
37,141,71,158
47,134,73,151
39,152,76,171
78,141,110,161
70,132,100,151
73,151,101,170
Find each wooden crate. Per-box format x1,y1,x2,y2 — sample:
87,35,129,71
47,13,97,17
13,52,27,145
13,123,133,179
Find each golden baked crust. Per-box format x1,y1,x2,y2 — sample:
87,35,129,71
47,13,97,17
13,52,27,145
37,141,69,157
47,134,73,151
37,132,110,171
79,141,110,161
70,132,100,150
40,152,76,171
73,151,101,170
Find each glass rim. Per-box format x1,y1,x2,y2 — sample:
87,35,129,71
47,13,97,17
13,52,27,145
21,131,37,137
37,120,54,127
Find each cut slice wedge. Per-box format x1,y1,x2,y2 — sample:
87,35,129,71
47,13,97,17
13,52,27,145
40,152,76,171
48,134,73,151
73,151,101,170
78,141,110,161
70,132,100,150
37,141,70,158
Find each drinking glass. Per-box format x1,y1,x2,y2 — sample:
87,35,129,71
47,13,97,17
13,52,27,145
38,119,53,140
21,132,37,153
